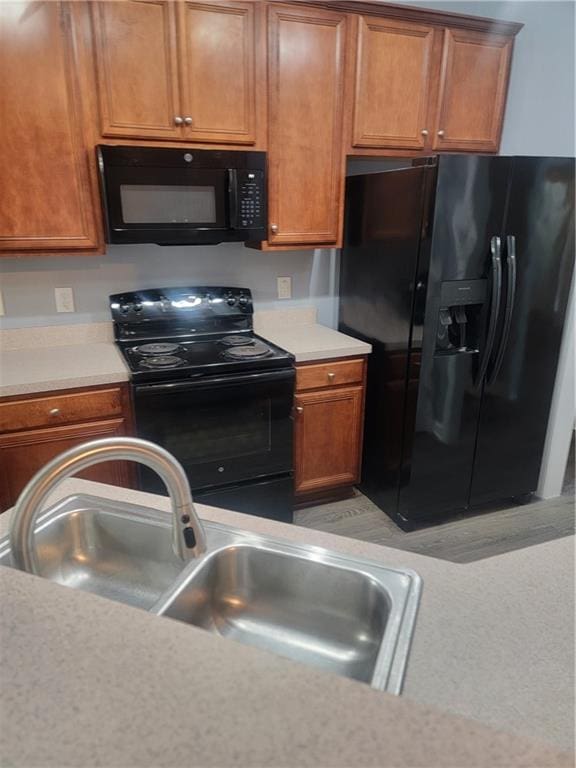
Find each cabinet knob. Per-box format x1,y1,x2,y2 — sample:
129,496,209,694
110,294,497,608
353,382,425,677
327,372,335,381
437,129,445,138
49,408,60,416
421,129,429,137
295,406,303,414
184,116,193,126
270,223,278,234
174,116,184,126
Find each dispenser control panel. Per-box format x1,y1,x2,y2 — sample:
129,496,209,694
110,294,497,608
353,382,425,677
436,279,487,354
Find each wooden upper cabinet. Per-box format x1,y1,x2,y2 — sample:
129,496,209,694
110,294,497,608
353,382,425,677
351,16,437,151
267,4,346,247
432,28,513,152
92,1,182,139
0,1,101,253
178,1,257,144
91,0,260,144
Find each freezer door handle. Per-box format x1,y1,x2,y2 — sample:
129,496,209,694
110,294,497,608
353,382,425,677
487,234,517,387
476,235,502,387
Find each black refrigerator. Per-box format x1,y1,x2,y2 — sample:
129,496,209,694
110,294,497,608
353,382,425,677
339,155,574,530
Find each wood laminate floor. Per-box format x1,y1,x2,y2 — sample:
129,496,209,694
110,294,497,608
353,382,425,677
295,442,575,563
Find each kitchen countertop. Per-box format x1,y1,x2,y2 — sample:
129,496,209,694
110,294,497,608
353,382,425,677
0,322,128,397
0,343,129,397
0,310,370,397
1,479,573,767
254,307,372,362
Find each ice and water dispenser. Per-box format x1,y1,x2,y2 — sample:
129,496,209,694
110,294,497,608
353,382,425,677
435,280,487,354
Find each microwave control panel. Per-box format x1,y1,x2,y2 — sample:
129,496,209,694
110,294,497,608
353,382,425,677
237,171,265,229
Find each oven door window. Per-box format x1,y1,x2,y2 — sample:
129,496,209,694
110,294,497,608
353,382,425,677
168,398,271,464
133,374,293,492
105,168,227,230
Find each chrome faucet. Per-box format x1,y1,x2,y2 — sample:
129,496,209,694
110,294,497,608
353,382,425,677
10,437,207,574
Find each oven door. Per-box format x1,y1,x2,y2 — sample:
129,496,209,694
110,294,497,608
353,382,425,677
133,369,294,493
102,166,229,244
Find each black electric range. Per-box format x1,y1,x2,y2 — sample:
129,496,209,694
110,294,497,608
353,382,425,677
110,287,295,522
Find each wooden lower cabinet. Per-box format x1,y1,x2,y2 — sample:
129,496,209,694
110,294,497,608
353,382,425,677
0,384,135,513
294,357,366,502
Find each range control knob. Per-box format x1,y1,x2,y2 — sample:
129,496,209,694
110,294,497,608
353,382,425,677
133,302,143,313
120,303,131,314
238,295,249,307
226,295,237,306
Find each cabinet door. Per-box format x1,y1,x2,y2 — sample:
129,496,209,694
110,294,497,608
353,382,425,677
351,16,436,151
267,5,346,246
92,0,182,139
294,386,364,496
0,419,134,513
432,28,513,152
0,2,101,252
178,1,257,144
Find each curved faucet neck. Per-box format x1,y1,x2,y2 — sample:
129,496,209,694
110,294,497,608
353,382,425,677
10,437,207,574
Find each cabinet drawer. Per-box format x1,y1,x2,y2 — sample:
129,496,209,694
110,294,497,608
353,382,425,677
0,387,124,433
296,358,365,392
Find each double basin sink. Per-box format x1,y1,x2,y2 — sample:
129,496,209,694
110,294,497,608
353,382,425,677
0,494,421,694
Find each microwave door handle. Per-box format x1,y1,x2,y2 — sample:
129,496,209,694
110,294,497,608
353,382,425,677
228,169,239,229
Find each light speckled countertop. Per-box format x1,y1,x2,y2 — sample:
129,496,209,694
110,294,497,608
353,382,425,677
0,309,371,396
254,307,372,362
0,322,128,397
0,344,129,397
0,479,573,767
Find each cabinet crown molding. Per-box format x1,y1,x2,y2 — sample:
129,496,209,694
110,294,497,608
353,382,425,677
301,1,524,36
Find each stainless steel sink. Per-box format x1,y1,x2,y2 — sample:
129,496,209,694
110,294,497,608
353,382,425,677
153,523,421,694
1,495,421,693
0,495,187,610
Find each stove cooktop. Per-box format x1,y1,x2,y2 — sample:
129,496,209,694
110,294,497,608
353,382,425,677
111,287,294,382
119,331,293,382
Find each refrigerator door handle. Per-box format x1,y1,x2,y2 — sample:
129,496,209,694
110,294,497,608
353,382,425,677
476,235,502,387
487,234,517,387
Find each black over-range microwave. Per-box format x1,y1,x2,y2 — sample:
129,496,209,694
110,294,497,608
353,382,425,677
96,145,267,245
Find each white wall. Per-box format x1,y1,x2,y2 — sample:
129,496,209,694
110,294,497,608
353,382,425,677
0,244,339,329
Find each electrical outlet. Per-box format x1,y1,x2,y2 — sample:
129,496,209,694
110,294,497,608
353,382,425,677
55,287,75,313
277,277,292,300
0,290,4,316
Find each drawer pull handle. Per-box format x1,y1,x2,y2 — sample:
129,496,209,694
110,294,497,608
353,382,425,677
49,408,60,416
295,406,303,414
327,372,336,381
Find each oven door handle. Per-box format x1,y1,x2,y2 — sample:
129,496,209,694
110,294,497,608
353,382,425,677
136,368,295,394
